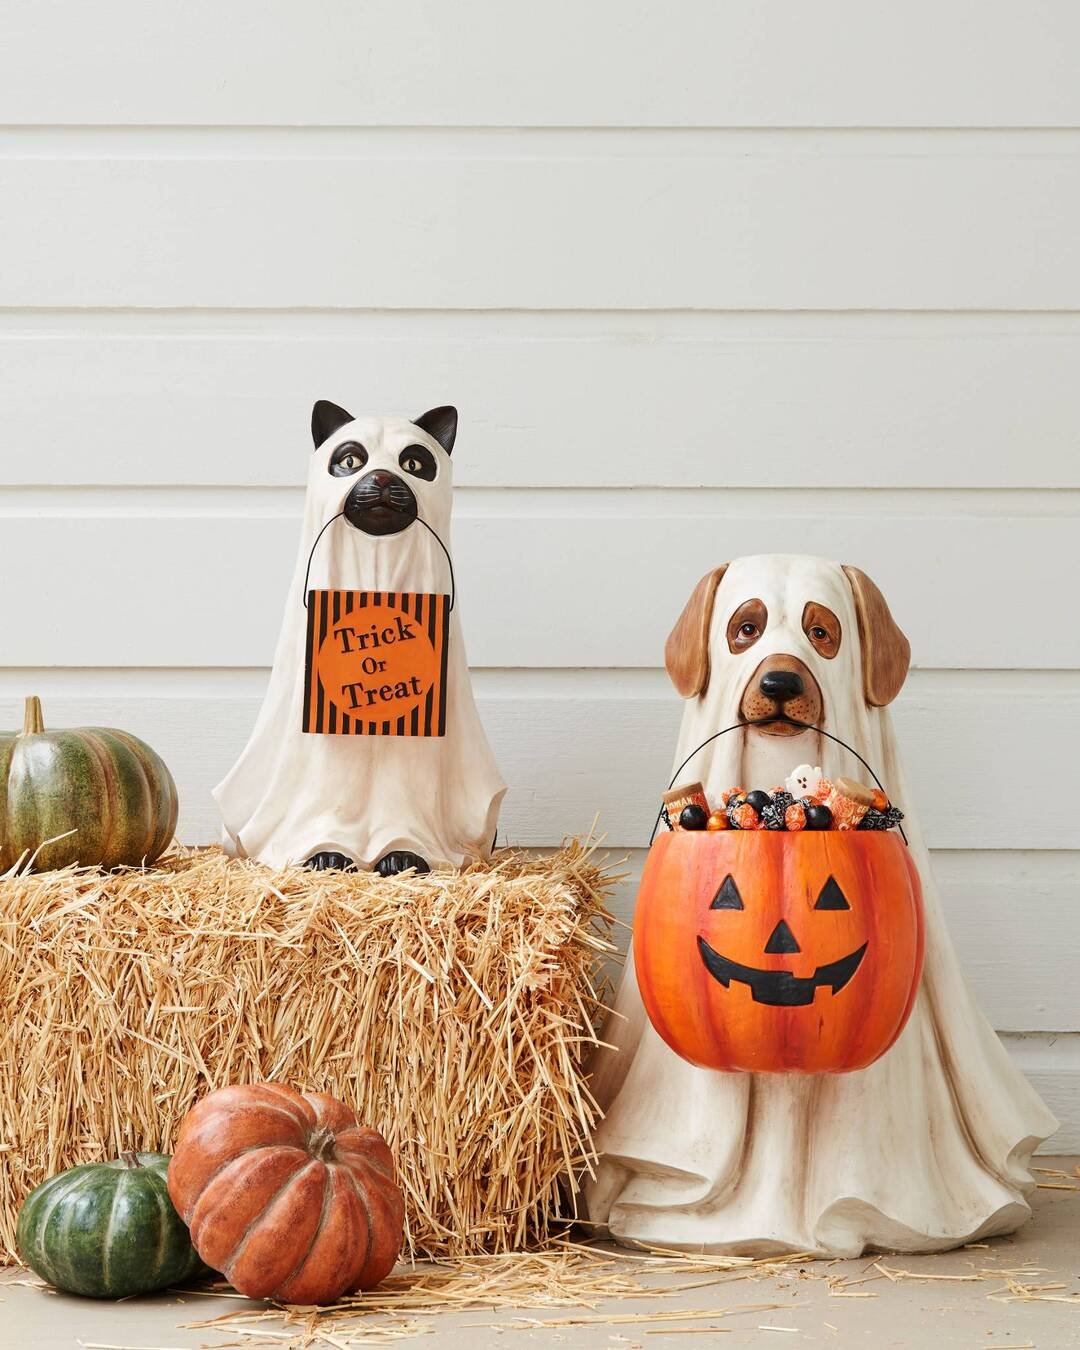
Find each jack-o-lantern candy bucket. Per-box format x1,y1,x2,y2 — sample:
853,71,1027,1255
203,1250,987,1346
633,831,924,1074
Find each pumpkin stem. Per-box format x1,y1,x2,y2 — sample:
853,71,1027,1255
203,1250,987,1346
308,1125,337,1163
120,1150,141,1169
21,696,44,736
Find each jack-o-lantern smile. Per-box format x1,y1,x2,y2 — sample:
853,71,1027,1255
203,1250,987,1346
696,873,867,1006
633,832,925,1073
697,937,867,1007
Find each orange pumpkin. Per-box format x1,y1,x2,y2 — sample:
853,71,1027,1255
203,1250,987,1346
167,1083,404,1303
633,831,924,1074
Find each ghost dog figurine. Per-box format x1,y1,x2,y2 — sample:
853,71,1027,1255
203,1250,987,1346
584,554,1056,1256
215,402,505,875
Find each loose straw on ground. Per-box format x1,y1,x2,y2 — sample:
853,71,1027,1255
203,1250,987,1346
170,1237,1080,1347
0,840,616,1261
179,1242,812,1346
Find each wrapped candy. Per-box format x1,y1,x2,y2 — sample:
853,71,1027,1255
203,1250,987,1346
663,782,711,831
823,776,875,831
761,790,794,830
673,768,903,832
859,804,905,831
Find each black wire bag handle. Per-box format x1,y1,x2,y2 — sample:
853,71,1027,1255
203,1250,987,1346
648,716,908,847
302,510,456,612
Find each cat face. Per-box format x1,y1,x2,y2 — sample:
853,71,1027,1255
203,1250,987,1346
309,402,456,536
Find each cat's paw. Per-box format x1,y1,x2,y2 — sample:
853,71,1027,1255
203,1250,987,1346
375,850,431,878
305,851,356,872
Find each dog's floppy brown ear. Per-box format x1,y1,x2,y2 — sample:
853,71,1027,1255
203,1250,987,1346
665,566,728,697
842,565,911,706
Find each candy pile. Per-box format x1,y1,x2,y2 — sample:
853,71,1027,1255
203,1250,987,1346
663,763,904,834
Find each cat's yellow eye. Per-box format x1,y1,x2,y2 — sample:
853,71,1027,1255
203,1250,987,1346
329,442,368,477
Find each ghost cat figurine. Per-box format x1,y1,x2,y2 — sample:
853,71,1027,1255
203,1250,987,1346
215,401,505,876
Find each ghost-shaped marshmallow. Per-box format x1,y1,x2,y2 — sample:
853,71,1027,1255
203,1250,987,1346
785,763,825,799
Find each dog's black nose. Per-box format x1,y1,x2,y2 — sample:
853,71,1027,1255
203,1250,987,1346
367,470,394,488
759,669,804,702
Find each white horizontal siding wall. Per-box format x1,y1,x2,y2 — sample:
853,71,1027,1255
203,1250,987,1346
0,2,1076,1146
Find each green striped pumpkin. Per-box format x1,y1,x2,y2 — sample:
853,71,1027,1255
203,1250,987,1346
0,696,178,872
16,1152,203,1298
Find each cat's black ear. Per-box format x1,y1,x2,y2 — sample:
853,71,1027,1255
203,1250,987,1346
311,400,354,449
413,406,457,455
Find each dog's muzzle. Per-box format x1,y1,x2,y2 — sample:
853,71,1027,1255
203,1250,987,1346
343,470,418,536
741,654,824,735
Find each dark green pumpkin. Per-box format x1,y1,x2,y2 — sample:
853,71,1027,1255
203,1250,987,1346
0,696,178,872
16,1151,203,1298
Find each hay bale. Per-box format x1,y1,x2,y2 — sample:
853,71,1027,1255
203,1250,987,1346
0,841,616,1261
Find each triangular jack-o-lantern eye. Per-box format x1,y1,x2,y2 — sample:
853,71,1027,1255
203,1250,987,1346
711,875,744,909
814,876,850,911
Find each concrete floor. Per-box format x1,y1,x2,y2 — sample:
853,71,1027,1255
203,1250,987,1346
2,1160,1078,1350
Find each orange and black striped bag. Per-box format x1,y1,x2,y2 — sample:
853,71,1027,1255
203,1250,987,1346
302,590,450,737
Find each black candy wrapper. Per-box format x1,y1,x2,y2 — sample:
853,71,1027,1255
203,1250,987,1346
857,805,905,831
760,801,789,830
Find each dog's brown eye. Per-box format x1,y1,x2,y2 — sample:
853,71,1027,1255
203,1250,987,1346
329,442,368,477
802,602,842,659
727,599,768,653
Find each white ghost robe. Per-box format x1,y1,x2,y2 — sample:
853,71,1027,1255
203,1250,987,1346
584,554,1057,1256
215,415,505,869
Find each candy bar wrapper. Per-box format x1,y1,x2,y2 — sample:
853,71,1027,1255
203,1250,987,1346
663,781,711,830
812,776,834,805
823,785,869,830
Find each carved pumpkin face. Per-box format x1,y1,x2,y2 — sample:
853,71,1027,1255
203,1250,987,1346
633,831,924,1073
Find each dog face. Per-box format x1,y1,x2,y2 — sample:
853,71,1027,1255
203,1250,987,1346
309,401,457,536
664,556,910,729
738,653,824,737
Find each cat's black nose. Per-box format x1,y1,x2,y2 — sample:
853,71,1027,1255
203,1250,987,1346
344,469,418,535
760,669,804,701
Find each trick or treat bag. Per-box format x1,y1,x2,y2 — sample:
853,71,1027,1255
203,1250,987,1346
303,590,450,737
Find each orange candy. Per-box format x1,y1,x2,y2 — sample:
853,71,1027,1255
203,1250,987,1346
720,787,746,807
732,803,763,831
823,787,868,831
812,776,834,805
784,803,807,831
706,811,729,831
871,787,889,812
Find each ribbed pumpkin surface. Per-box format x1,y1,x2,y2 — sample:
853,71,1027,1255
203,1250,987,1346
16,1153,202,1298
0,697,178,871
168,1083,404,1304
634,830,924,1073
